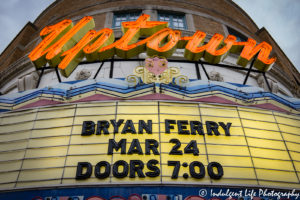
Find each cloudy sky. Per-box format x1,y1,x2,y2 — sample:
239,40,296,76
0,0,54,51
233,0,300,71
0,0,299,71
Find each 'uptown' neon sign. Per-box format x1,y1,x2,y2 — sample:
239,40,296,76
29,14,276,77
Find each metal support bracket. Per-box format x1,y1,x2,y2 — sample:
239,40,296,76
55,67,61,83
36,66,45,88
94,61,105,79
263,72,272,92
109,56,114,78
195,63,201,80
199,61,210,80
243,54,258,85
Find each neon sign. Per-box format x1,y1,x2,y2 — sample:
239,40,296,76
29,14,276,77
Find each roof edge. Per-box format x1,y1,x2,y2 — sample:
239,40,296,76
0,21,37,57
226,0,259,30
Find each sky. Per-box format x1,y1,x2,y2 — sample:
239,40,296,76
233,0,300,71
0,0,299,71
0,0,54,52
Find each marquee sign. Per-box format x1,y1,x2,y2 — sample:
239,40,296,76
0,101,299,189
76,119,231,180
29,14,276,77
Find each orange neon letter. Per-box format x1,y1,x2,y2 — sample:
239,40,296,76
28,19,73,68
99,14,168,59
83,28,114,61
146,28,181,57
45,16,95,66
59,29,111,77
205,34,236,63
183,31,207,61
29,16,95,69
232,38,276,71
183,32,236,63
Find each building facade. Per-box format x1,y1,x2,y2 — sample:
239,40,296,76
0,0,300,199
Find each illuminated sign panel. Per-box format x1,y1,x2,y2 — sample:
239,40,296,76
0,101,299,189
29,14,276,77
76,119,230,180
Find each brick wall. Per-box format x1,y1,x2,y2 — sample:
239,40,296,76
0,22,38,72
193,15,225,35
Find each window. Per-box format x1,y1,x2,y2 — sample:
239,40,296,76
113,12,141,28
227,27,248,42
158,12,187,30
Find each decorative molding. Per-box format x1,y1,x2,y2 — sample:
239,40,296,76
1,79,299,114
75,69,92,80
209,70,224,82
17,71,39,92
257,74,278,94
0,55,35,89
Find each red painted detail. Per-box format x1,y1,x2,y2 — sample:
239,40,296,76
13,93,291,115
191,96,239,105
253,103,288,113
18,99,62,110
130,93,182,101
72,94,120,102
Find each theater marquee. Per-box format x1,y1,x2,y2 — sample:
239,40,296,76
0,101,299,188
